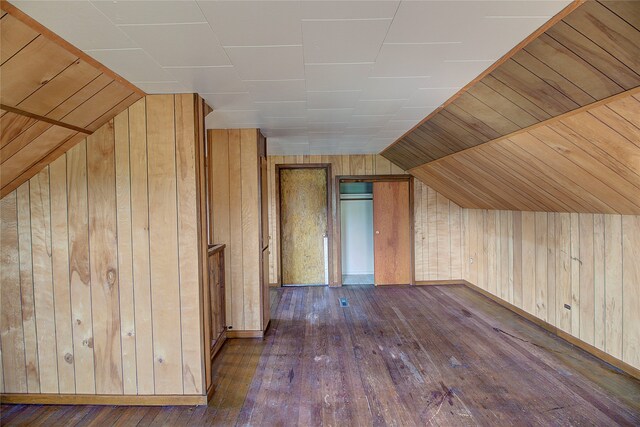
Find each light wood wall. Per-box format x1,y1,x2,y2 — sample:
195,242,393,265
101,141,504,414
0,94,208,397
462,209,640,370
209,129,267,333
265,154,464,284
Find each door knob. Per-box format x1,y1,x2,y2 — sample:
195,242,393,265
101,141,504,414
375,230,380,234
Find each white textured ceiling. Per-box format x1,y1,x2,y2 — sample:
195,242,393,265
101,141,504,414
13,0,572,155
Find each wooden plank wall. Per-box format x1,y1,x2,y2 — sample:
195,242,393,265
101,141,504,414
0,95,207,397
382,0,640,171
410,89,640,215
208,129,264,333
264,154,463,284
462,209,640,370
0,6,144,197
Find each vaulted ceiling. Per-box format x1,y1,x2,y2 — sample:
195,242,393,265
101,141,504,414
0,3,144,197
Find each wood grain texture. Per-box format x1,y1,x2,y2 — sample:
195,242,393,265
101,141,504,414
462,208,640,371
0,7,142,197
373,181,411,285
0,95,209,399
410,89,640,214
382,0,640,171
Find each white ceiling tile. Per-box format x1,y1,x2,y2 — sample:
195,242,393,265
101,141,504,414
12,0,136,50
132,81,190,94
263,116,308,128
375,129,406,139
307,109,353,123
344,127,384,136
385,120,418,131
201,93,256,111
306,91,362,109
353,99,405,116
300,1,399,20
427,61,494,88
394,107,435,120
245,80,306,102
209,110,263,126
226,46,304,80
262,128,307,138
164,66,246,93
119,23,229,66
361,77,431,100
256,101,307,118
85,48,174,83
302,19,390,64
307,122,349,132
305,64,372,91
198,1,302,46
92,0,206,25
370,44,453,77
349,115,393,126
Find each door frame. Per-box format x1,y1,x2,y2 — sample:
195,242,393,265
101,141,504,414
275,163,333,286
335,175,415,286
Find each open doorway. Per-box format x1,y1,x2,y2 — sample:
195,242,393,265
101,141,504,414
340,182,374,285
277,164,332,286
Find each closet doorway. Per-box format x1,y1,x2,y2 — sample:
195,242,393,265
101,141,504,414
337,176,413,286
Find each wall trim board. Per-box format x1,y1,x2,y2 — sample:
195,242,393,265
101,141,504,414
226,330,264,339
0,393,208,406
0,1,144,97
463,281,640,381
408,85,640,176
382,0,585,156
415,280,465,286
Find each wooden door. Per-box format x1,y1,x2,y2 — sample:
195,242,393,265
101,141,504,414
373,181,411,285
280,168,328,285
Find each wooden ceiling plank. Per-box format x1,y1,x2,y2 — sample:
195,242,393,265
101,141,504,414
0,36,78,107
509,132,621,213
0,111,39,148
0,103,91,134
511,49,595,106
605,95,640,132
563,1,640,74
545,21,640,90
467,83,539,128
481,75,552,122
85,93,142,132
438,108,495,143
1,121,53,162
17,59,102,117
0,133,86,199
411,167,488,210
530,125,640,210
0,125,76,186
445,102,502,140
428,113,487,150
451,92,521,136
525,33,624,100
588,105,640,151
46,74,112,121
59,81,134,129
418,122,471,154
407,127,455,159
0,14,38,65
490,59,579,116
490,141,595,213
599,1,640,31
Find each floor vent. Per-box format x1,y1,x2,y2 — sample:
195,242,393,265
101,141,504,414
339,297,349,307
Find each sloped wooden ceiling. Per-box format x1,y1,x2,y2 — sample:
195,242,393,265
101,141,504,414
382,0,640,170
0,2,144,198
382,0,640,215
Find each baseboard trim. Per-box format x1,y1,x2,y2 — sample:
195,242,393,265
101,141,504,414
0,393,208,406
463,281,640,380
414,280,465,286
226,330,264,339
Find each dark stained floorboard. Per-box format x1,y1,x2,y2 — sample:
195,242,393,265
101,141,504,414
1,285,639,426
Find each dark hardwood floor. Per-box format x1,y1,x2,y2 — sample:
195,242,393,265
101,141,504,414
2,285,639,426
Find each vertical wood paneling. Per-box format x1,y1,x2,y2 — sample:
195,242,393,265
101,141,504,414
66,141,95,394
128,99,153,394
414,181,424,280
114,110,136,395
228,130,245,330
436,193,451,279
0,94,208,398
622,215,640,368
87,122,123,394
427,187,438,280
16,183,39,392
30,169,58,393
49,156,75,393
459,206,639,370
175,95,202,395
0,191,27,392
146,95,182,394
